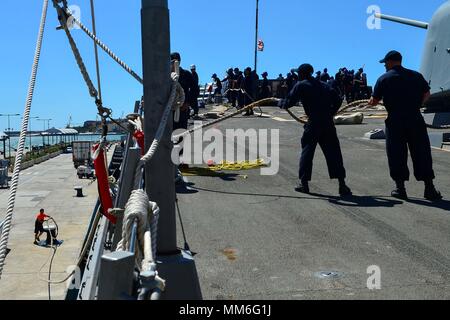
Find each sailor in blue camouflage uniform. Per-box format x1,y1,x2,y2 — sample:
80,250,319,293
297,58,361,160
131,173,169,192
279,63,352,196
369,50,442,201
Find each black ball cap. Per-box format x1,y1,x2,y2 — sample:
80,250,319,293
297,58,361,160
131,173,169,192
379,50,402,63
295,63,314,75
170,52,181,62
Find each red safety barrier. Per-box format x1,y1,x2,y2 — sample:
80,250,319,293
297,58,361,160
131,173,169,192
133,130,145,155
92,144,117,224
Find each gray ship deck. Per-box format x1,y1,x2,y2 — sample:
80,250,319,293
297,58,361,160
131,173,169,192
177,106,450,300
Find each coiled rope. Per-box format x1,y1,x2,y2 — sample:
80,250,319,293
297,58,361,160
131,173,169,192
0,0,49,280
116,190,161,271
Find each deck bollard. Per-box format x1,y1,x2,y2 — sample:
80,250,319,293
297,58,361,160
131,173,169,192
74,186,84,197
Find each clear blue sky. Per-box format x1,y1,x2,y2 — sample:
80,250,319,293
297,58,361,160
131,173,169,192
0,0,445,130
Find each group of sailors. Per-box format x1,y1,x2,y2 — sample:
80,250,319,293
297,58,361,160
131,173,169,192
170,50,442,202
207,65,370,111
277,66,371,103
211,67,270,116
168,57,267,120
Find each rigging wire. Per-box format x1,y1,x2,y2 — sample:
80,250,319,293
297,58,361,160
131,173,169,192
90,0,102,102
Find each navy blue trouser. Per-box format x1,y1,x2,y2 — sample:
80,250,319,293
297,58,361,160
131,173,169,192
191,93,199,115
237,91,244,109
299,123,346,182
173,110,189,131
228,90,237,107
385,116,435,182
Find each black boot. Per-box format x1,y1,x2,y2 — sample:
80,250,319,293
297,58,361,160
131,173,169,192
424,180,443,201
338,179,352,196
391,180,408,200
295,181,310,194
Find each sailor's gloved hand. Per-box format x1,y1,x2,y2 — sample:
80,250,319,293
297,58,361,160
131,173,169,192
171,72,179,82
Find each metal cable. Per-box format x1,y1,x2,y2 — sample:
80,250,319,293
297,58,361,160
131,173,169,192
107,115,134,134
54,2,99,99
53,1,114,140
0,0,49,279
55,1,141,137
175,197,191,252
90,0,102,101
64,6,143,84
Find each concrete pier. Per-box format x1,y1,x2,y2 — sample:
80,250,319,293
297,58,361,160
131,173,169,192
0,152,112,300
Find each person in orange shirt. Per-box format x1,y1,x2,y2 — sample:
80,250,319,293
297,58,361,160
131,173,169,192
34,208,49,245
